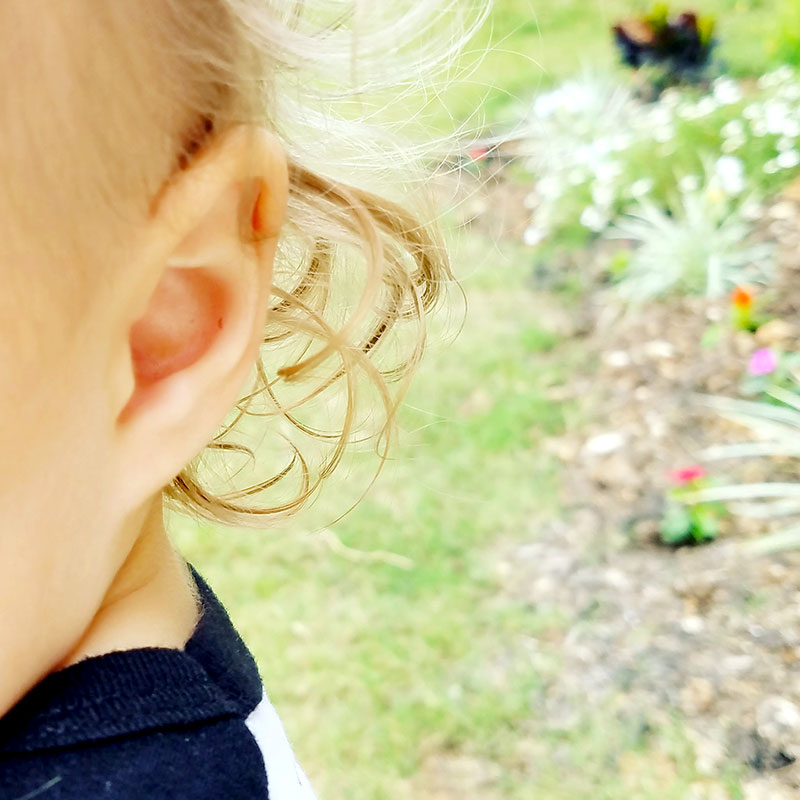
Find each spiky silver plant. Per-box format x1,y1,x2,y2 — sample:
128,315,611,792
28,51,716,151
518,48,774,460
687,383,800,554
607,181,775,301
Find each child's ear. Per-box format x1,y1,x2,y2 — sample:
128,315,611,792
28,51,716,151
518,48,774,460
110,124,288,513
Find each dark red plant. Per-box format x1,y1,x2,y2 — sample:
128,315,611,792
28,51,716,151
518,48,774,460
613,4,716,88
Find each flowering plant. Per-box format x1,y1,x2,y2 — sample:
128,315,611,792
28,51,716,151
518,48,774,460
669,465,707,484
521,68,800,252
730,285,769,332
660,465,727,545
695,372,800,555
750,348,779,377
739,348,800,402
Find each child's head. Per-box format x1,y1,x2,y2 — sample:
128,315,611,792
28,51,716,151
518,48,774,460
1,0,472,697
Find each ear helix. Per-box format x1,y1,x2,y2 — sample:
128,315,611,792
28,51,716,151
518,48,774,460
251,185,265,234
248,178,269,241
240,178,269,244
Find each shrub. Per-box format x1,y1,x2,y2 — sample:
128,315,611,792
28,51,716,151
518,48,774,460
613,4,717,94
660,465,727,546
521,67,800,257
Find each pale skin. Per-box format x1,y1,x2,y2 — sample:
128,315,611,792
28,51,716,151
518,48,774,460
0,8,289,719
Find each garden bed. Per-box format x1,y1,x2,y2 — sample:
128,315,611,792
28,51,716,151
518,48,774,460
438,157,800,796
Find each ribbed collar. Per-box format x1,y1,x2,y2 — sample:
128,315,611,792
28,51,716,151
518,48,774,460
0,564,263,753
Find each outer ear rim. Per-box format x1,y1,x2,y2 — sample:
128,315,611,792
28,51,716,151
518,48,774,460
108,124,288,513
123,123,288,347
148,123,288,244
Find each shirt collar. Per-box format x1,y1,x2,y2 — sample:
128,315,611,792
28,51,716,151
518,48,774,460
0,563,263,753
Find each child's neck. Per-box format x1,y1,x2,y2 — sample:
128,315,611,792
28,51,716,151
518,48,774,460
55,498,201,670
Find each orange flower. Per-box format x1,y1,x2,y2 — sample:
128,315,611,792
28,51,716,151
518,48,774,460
731,285,754,309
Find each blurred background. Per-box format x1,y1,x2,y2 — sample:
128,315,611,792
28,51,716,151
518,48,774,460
174,2,800,798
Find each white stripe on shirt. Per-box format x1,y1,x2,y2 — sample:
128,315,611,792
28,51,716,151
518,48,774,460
244,688,318,800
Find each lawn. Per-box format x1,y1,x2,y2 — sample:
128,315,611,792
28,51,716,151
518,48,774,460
434,0,777,131
171,2,787,798
171,232,587,798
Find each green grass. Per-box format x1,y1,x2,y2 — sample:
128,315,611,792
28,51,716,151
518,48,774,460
432,0,779,131
172,233,579,798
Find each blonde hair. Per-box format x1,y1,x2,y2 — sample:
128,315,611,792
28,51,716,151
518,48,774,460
145,0,487,527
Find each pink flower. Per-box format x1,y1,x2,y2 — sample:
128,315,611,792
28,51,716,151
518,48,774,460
749,347,778,376
669,465,707,485
469,146,489,162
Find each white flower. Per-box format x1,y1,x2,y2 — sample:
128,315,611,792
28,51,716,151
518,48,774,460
574,144,596,164
722,137,745,154
580,206,608,232
779,83,800,103
697,97,720,117
713,78,743,106
778,136,797,152
531,86,577,118
653,125,675,143
764,159,780,174
765,101,791,135
595,137,616,156
592,183,616,208
593,160,622,182
783,120,800,138
523,226,546,246
568,168,588,186
611,133,634,152
758,67,793,90
630,178,654,198
714,155,746,195
660,88,682,108
648,106,673,128
743,103,763,120
537,175,562,199
722,120,745,139
677,103,699,120
777,150,800,170
679,175,701,193
758,73,776,90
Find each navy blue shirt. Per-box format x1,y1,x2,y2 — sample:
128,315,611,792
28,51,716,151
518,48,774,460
0,564,317,800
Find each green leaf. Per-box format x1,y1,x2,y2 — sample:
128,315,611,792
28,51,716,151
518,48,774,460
690,506,721,542
607,249,632,282
660,504,693,545
739,374,771,398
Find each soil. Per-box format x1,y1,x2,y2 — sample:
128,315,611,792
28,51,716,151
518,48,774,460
437,164,800,797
